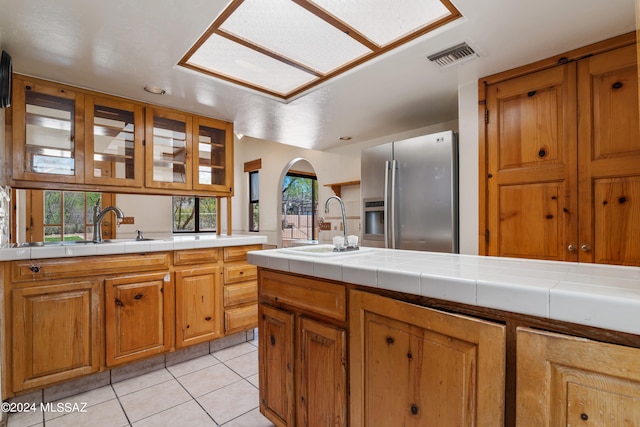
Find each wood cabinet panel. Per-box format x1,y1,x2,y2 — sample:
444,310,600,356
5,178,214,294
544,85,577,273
175,267,222,348
11,252,170,283
223,244,262,262
12,280,101,391
484,36,640,266
259,303,295,427
260,270,346,322
105,272,173,366
223,281,257,306
517,327,640,426
224,303,258,334
173,248,219,266
486,63,577,262
296,317,347,427
577,43,640,265
223,264,257,284
349,289,505,427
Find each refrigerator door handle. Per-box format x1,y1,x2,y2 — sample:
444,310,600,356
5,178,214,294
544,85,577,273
389,159,397,249
384,160,390,249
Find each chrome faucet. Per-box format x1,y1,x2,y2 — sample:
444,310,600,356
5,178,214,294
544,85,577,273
92,204,125,243
324,196,347,247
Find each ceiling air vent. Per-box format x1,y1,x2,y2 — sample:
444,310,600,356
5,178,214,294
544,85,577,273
428,42,479,69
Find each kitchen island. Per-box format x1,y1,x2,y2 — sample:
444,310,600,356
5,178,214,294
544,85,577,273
249,247,640,426
0,234,266,401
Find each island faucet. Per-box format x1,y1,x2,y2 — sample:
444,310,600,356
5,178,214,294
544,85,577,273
324,196,348,247
92,204,125,243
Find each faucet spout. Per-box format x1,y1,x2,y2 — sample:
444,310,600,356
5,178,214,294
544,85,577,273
92,205,125,243
324,196,348,246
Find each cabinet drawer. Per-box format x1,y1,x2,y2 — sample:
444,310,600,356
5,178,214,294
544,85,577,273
12,252,170,282
224,281,258,307
225,304,258,333
260,270,346,322
173,248,220,266
223,244,263,262
224,264,257,284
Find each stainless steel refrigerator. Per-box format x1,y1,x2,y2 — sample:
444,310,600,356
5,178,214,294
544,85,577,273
361,130,459,252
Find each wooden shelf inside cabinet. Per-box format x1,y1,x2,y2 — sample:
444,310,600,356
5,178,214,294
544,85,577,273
324,180,360,198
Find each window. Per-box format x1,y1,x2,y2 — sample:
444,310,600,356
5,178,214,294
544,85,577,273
249,171,259,232
172,196,217,233
24,190,111,242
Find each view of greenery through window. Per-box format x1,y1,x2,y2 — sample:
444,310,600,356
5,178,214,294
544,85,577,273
281,174,317,244
44,191,101,241
173,196,217,232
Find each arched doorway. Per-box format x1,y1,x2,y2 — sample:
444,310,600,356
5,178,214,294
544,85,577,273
278,159,318,248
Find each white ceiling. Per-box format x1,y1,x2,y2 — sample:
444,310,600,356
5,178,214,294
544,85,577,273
0,0,635,151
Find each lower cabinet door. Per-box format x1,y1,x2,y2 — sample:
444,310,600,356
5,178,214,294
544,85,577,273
12,280,102,392
517,327,640,426
105,272,173,366
175,266,222,348
349,290,506,426
258,303,294,427
297,316,347,427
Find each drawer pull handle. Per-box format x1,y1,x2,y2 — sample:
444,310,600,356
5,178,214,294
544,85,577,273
386,336,395,345
134,294,143,300
115,298,124,307
612,81,623,89
205,316,212,321
30,266,40,273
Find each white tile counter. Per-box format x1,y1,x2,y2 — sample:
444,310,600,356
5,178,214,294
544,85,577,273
0,234,267,261
248,247,640,336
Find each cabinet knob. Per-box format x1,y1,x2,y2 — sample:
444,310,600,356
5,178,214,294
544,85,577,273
567,245,576,252
410,404,419,415
30,265,40,273
580,244,591,252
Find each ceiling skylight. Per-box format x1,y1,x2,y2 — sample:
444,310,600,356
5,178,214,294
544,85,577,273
179,0,461,101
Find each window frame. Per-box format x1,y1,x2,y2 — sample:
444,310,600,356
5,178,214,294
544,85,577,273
249,170,259,232
172,196,217,233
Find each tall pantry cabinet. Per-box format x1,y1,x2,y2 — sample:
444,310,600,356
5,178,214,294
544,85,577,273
481,33,640,266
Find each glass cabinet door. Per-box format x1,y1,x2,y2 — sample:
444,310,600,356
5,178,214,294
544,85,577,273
145,108,193,190
85,96,144,187
11,77,84,183
193,116,234,193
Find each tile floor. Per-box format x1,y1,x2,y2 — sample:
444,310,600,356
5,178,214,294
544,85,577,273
7,339,275,427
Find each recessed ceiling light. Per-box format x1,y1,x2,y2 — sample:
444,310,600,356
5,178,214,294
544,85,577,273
143,85,166,95
339,136,352,141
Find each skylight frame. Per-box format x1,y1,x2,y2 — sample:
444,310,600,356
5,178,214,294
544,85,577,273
179,0,462,101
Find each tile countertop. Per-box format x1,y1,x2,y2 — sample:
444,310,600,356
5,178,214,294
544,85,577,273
0,234,267,261
247,247,640,336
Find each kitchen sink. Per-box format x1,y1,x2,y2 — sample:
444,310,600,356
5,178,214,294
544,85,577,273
21,238,161,247
279,244,373,257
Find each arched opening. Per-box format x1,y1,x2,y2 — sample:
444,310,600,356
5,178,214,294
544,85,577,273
277,158,318,248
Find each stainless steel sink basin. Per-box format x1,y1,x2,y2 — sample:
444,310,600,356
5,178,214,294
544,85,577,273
279,244,373,257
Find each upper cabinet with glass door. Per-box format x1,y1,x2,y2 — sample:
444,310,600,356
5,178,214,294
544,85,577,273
84,95,144,188
11,76,85,184
193,116,234,194
145,107,193,191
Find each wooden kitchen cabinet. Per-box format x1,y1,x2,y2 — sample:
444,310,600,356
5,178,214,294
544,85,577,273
84,94,144,188
175,266,223,348
482,34,640,266
11,280,102,392
349,289,506,426
516,327,640,425
258,270,347,427
105,272,174,366
222,245,260,334
193,115,234,194
145,106,193,191
7,74,235,197
10,75,85,184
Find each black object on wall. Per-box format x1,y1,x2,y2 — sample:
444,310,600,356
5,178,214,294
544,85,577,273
0,50,12,108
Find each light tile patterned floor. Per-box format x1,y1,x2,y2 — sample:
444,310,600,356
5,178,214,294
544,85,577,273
8,340,274,427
